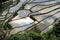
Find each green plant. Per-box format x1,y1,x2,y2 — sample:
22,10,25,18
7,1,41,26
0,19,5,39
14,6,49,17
7,30,42,40
42,20,60,40
7,26,42,40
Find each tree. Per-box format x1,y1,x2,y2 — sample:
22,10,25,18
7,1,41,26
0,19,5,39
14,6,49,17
42,20,60,40
53,20,60,37
0,3,2,12
0,0,8,3
7,26,42,40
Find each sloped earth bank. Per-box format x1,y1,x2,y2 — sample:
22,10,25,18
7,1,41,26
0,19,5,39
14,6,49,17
1,0,60,36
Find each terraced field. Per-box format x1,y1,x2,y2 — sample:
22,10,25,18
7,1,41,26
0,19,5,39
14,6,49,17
0,0,60,35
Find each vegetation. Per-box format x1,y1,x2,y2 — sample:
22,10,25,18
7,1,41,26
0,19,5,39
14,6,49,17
7,27,42,40
53,20,60,37
0,0,60,40
42,20,60,40
0,17,60,40
7,20,60,40
0,0,8,3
